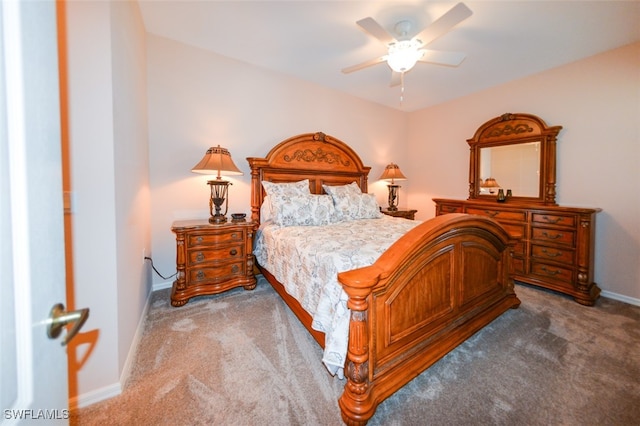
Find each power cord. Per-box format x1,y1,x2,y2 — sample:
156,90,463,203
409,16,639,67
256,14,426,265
144,256,177,281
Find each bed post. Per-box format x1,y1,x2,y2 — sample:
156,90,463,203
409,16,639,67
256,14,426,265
339,280,376,425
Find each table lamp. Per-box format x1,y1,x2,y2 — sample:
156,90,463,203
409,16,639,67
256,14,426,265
379,163,407,211
192,145,243,224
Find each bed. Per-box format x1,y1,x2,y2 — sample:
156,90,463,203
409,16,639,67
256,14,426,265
247,132,521,425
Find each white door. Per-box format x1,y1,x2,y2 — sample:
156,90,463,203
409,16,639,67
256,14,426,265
1,1,74,424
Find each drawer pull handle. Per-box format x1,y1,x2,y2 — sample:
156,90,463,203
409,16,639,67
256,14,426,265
229,248,238,256
231,265,239,273
541,231,563,240
540,266,561,276
444,206,457,212
542,216,562,224
196,271,205,280
196,236,203,243
196,252,204,262
483,210,499,217
231,233,238,239
541,248,562,258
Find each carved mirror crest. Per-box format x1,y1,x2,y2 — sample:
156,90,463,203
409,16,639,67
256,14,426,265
468,113,562,205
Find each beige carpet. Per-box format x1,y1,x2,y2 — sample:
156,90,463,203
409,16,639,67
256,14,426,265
71,276,640,425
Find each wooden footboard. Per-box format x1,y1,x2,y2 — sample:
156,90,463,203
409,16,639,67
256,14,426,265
248,132,520,425
338,213,520,425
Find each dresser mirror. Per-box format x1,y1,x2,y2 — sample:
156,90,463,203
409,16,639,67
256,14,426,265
467,113,562,205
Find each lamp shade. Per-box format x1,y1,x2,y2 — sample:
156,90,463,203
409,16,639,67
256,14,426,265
379,163,407,184
481,177,500,188
191,145,243,178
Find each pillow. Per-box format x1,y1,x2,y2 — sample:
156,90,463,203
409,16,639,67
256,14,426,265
329,192,383,221
260,196,274,223
262,179,311,221
272,194,337,226
262,179,311,199
322,181,362,198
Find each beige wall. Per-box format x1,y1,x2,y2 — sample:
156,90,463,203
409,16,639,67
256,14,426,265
146,34,409,283
65,0,151,406
407,42,640,302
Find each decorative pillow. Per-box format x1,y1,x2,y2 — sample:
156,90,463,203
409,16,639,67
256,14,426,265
272,194,337,226
322,181,362,198
262,179,311,199
262,179,311,219
330,192,383,221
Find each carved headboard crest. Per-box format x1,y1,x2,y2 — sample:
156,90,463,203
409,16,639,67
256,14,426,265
247,132,371,224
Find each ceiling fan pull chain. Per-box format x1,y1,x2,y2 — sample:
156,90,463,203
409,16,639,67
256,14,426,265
400,72,405,106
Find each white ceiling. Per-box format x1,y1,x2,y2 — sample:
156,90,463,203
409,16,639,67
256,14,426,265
138,1,640,112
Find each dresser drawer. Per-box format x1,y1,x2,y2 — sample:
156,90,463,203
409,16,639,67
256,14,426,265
188,244,244,266
188,230,244,247
189,261,246,283
531,262,573,284
466,207,526,222
500,223,526,239
512,241,525,256
511,257,525,274
531,227,575,246
531,244,574,264
532,213,576,227
437,203,463,214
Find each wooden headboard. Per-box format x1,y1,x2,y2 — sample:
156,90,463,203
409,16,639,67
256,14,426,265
246,132,371,225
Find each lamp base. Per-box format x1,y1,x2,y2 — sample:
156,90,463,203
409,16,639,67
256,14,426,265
386,206,398,211
209,214,227,224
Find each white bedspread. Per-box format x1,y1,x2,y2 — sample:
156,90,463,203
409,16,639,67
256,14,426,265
253,215,419,377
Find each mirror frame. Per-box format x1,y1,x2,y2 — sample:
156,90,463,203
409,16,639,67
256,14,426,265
468,113,562,205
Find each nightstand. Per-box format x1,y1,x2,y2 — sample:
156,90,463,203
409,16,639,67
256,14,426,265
170,219,257,307
380,208,417,220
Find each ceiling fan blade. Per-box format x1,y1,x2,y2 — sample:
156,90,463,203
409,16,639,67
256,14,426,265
357,17,396,45
415,2,472,47
418,49,467,66
341,55,387,74
390,71,402,87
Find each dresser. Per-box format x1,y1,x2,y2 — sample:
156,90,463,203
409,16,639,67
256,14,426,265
434,199,601,306
170,219,257,306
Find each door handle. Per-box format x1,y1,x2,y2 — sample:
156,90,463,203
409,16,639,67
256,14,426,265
47,303,89,346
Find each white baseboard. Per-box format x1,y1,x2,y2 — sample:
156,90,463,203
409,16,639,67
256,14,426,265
71,284,158,410
119,288,153,389
152,279,173,292
69,382,121,410
601,290,640,307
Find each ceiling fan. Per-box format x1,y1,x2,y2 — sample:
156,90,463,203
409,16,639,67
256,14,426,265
342,2,473,87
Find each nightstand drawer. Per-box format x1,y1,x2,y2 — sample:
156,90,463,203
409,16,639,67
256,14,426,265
189,262,246,283
188,230,244,247
188,245,244,265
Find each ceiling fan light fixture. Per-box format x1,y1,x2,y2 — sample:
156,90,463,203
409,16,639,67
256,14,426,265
387,40,423,73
